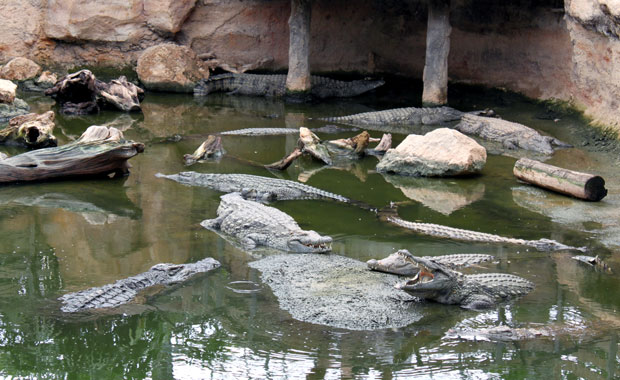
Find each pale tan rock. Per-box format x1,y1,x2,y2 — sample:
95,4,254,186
136,44,208,93
144,0,197,35
376,128,487,177
0,79,17,104
36,71,58,89
43,0,145,42
0,57,41,81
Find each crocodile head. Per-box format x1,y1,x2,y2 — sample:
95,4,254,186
286,230,332,253
367,249,419,276
150,258,221,285
394,256,457,300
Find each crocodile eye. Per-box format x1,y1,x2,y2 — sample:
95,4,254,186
167,267,182,276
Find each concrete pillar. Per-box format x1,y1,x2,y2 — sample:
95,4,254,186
422,0,451,106
286,0,312,96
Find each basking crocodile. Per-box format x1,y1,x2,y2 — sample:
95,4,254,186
194,73,384,98
59,258,221,313
367,249,494,276
319,107,494,128
387,216,585,252
156,171,350,203
201,192,332,252
395,255,534,309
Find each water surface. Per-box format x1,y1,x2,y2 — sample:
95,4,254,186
0,84,618,379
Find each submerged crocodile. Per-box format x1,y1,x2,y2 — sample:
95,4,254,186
59,258,221,313
367,249,494,276
387,216,585,252
194,73,384,98
319,107,494,128
156,171,349,203
201,192,332,252
395,255,534,309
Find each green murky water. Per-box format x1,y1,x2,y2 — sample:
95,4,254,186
0,83,618,379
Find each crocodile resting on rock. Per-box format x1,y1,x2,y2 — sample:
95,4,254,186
319,107,494,128
194,73,384,98
59,258,221,313
395,255,534,309
387,216,585,252
201,193,332,252
156,171,350,203
367,249,494,276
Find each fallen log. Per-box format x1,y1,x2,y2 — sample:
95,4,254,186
184,135,224,165
0,125,144,184
513,158,607,201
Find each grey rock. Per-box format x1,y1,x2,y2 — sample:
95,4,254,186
0,98,30,123
249,253,421,330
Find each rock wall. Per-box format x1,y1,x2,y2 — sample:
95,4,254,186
0,0,618,132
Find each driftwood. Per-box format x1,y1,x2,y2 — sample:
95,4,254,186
327,131,370,156
265,148,303,170
513,158,607,201
184,135,224,165
45,70,143,114
0,125,144,184
373,133,392,152
0,111,57,148
299,127,332,164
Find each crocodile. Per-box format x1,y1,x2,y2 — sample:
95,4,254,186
387,216,585,252
59,258,221,312
194,73,384,98
319,107,494,128
394,255,534,309
156,171,350,203
201,192,332,252
367,249,494,276
572,255,612,272
219,128,300,136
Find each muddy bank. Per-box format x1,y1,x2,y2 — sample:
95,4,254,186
249,253,421,330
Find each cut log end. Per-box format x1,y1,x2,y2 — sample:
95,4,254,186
584,176,607,202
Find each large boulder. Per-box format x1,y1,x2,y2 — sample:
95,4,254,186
144,0,197,36
136,44,208,93
376,128,487,177
0,79,17,104
0,57,41,81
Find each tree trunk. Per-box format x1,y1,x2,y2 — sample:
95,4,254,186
422,0,451,106
286,0,312,95
0,126,144,184
513,158,607,201
265,148,303,170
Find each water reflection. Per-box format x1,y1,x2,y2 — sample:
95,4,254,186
382,174,486,215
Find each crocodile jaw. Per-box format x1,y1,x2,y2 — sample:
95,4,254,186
367,250,420,276
287,231,332,253
394,259,456,299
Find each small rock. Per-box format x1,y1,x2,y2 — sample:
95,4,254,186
0,79,17,104
0,98,30,123
36,71,58,89
0,57,41,81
